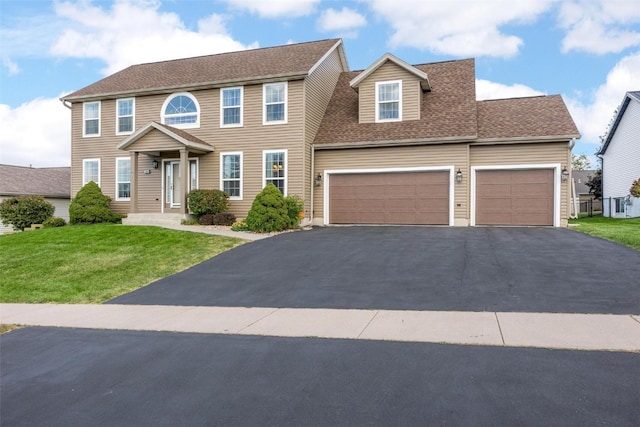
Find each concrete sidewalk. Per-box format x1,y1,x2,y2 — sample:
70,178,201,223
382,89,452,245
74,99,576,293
2,304,639,352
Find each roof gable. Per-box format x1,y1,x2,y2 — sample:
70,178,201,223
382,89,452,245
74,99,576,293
0,165,70,198
62,39,343,101
118,122,214,154
350,53,431,91
599,91,640,155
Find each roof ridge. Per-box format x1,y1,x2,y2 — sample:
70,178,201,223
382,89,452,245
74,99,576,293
478,94,558,103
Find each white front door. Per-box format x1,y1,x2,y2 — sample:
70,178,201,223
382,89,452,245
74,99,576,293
166,161,181,207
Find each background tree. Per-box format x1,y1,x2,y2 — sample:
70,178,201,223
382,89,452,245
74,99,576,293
571,154,592,171
0,196,54,231
585,169,602,200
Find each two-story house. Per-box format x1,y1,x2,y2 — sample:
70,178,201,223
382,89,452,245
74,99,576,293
62,38,580,227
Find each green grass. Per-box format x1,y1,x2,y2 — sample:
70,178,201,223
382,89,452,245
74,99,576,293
569,215,640,251
0,224,244,304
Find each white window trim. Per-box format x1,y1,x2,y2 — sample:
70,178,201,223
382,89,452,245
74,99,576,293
263,82,288,125
375,80,402,123
116,98,135,135
82,158,101,187
322,166,455,226
220,152,243,200
160,92,200,129
82,101,101,137
262,149,288,196
115,157,131,201
470,164,562,227
220,87,244,128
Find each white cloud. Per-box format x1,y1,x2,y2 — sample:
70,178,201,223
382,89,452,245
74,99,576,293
366,0,557,57
222,0,319,18
564,51,640,145
0,97,70,167
49,0,257,75
2,57,20,75
476,79,545,101
317,7,367,33
559,0,640,54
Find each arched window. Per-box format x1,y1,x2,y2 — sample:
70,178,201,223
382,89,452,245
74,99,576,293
161,93,200,128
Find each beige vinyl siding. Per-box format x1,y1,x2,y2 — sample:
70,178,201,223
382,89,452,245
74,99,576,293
470,142,571,224
313,143,468,222
358,61,421,124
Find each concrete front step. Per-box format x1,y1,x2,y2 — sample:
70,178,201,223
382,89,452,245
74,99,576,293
122,213,193,227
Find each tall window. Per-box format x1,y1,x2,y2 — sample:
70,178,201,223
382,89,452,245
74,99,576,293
615,198,626,214
221,152,242,200
221,87,243,127
82,159,100,186
161,93,199,128
83,101,100,137
263,82,287,124
264,150,286,195
375,80,401,122
116,98,134,134
116,157,131,200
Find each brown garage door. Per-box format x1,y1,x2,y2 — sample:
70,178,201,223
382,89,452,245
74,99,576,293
329,171,449,225
476,169,554,226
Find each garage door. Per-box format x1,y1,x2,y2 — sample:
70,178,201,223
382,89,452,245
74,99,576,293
476,169,554,226
329,171,449,225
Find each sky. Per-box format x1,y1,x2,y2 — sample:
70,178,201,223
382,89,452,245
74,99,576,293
1,0,639,168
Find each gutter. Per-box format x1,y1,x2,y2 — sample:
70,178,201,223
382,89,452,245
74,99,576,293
314,135,477,150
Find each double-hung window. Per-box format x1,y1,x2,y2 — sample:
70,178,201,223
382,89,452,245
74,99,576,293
263,82,287,124
264,150,286,195
82,159,100,186
83,101,100,137
221,87,243,127
115,157,131,200
375,80,401,122
116,98,134,134
221,152,242,200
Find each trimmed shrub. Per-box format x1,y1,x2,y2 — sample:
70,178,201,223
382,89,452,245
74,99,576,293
198,214,214,225
69,182,122,225
43,217,67,228
284,195,304,229
187,189,229,217
246,184,290,233
0,195,55,231
213,212,236,226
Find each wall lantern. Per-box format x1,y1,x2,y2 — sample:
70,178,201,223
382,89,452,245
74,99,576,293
561,166,569,182
152,159,159,169
315,173,323,187
455,169,463,183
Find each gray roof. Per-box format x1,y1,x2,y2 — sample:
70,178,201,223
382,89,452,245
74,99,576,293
599,91,640,155
0,165,71,198
572,170,598,195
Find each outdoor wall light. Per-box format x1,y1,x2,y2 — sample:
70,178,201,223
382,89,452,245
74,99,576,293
152,159,159,169
315,173,323,187
456,169,463,183
561,166,569,182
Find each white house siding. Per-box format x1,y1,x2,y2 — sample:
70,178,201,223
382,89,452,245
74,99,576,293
602,99,640,218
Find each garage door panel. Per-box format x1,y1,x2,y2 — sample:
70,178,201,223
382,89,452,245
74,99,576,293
329,171,449,225
476,169,553,226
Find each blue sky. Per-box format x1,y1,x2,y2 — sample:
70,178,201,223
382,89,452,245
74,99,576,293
1,0,639,168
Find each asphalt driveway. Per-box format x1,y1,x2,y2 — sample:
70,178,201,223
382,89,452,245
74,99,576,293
110,227,640,314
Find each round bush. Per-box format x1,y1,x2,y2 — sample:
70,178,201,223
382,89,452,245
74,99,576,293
0,195,54,231
69,182,121,225
213,212,236,226
187,189,229,217
43,217,67,228
245,184,290,233
198,214,214,225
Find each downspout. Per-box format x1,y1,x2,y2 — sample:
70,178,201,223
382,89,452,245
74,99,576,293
310,144,315,226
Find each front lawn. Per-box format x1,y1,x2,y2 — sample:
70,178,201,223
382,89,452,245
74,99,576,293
569,216,640,251
0,225,244,303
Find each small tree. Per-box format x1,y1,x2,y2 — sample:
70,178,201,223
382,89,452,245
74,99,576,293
246,184,290,233
585,169,602,200
571,154,591,171
0,196,54,231
630,178,640,198
187,189,229,217
69,182,121,224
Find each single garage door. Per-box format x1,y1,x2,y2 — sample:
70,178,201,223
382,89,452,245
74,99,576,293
476,169,554,226
329,171,449,225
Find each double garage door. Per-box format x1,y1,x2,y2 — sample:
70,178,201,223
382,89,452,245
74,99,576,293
327,169,554,226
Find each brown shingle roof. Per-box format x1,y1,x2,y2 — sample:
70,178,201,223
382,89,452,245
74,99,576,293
0,165,70,198
63,39,341,101
477,95,580,140
314,59,478,145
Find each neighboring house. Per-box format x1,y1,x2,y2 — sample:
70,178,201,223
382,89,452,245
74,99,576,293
61,39,579,228
0,164,71,232
572,170,602,213
599,91,640,218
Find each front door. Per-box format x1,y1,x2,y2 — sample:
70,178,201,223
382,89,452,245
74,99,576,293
166,161,181,207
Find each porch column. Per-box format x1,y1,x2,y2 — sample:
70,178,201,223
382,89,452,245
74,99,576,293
130,151,139,213
180,148,189,214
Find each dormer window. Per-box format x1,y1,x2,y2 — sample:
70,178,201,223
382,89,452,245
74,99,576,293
161,92,200,128
376,80,402,122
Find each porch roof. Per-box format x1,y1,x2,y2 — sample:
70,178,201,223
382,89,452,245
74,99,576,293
117,122,214,154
